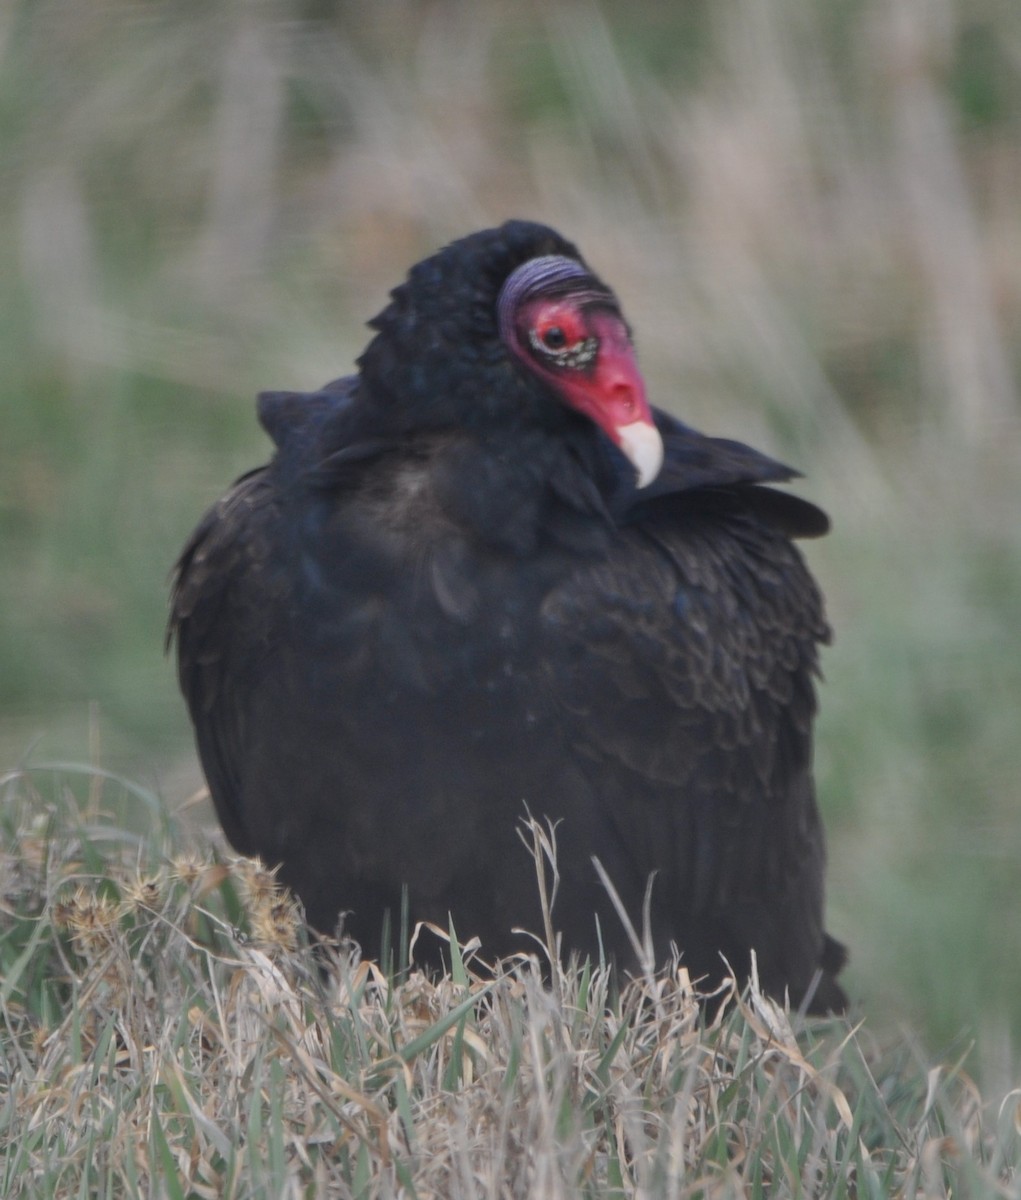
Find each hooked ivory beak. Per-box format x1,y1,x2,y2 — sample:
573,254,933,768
616,420,664,489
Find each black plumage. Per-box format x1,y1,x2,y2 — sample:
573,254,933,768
169,221,846,1012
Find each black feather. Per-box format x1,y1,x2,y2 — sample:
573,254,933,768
169,220,845,1012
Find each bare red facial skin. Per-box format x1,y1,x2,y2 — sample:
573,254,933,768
515,297,663,486
552,310,645,423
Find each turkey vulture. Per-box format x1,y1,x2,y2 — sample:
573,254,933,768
170,220,846,1012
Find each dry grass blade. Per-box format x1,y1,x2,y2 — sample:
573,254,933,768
591,854,656,979
516,811,564,1000
3,770,1016,1196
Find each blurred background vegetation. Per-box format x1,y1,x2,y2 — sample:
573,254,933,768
2,0,1019,1089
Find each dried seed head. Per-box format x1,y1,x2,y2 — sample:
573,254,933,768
170,854,206,887
52,885,123,954
121,872,165,913
232,856,283,906
249,892,302,953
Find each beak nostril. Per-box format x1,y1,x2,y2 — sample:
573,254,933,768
611,383,636,414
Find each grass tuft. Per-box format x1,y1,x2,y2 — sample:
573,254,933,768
1,768,1018,1196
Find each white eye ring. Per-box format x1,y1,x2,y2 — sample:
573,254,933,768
528,330,598,369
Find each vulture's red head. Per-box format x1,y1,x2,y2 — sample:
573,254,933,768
497,252,663,487
358,220,664,490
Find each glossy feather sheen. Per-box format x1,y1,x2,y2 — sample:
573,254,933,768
169,221,846,1012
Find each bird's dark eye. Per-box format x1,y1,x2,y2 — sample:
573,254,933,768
527,324,599,369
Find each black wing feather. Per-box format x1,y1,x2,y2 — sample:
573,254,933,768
537,471,833,997
169,469,281,855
